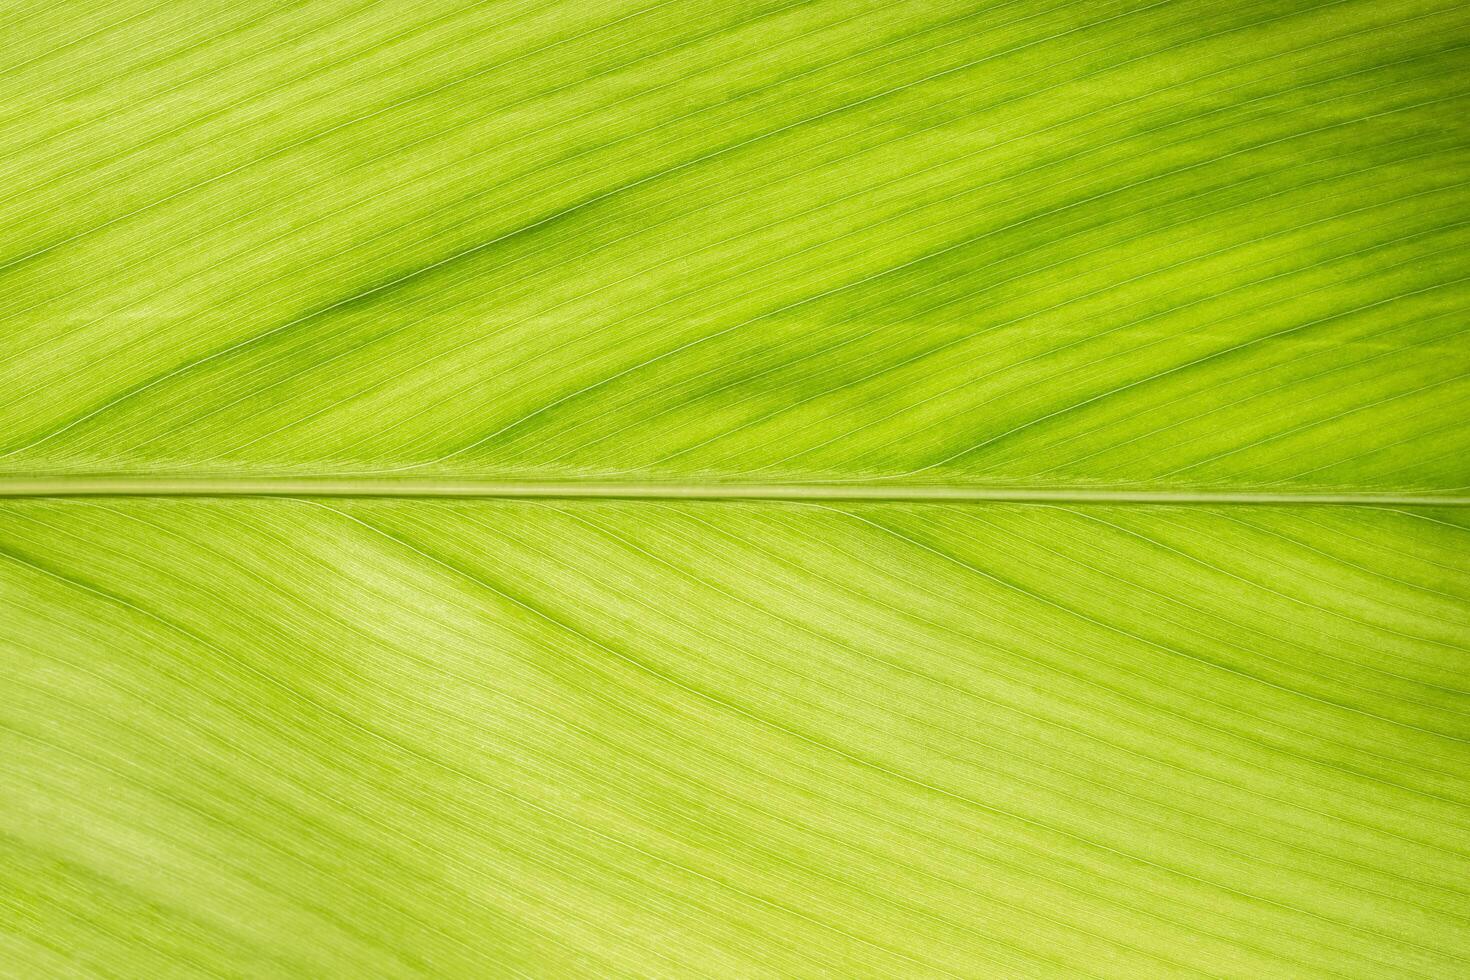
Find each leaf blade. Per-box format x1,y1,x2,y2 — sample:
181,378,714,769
1,0,1465,489
1,498,1467,975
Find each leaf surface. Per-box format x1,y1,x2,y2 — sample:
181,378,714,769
2,499,1468,976
0,0,1466,489
0,1,1468,977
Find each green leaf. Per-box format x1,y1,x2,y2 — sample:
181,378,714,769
2,499,1468,976
0,1,1466,977
1,0,1466,489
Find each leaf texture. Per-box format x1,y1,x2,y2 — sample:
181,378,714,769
0,0,1466,489
1,1,1469,977
1,499,1468,976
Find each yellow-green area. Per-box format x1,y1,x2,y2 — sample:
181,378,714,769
0,1,1467,976
2,499,1468,976
0,0,1466,489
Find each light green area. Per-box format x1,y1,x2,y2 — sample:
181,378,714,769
0,0,1466,489
1,499,1467,976
0,1,1468,977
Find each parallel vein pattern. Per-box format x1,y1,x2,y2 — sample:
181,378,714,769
1,499,1466,976
3,2,1469,976
0,0,1466,488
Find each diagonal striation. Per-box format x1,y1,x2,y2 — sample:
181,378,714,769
0,498,1467,976
0,0,1465,489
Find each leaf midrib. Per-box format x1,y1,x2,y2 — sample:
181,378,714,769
0,477,1465,506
